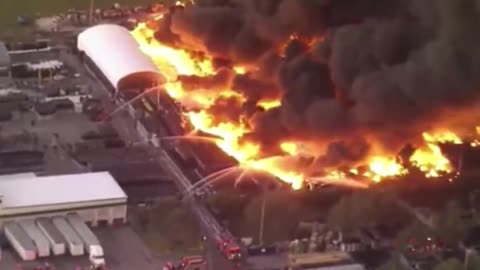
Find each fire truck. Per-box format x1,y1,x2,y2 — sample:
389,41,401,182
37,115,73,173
163,255,207,270
215,236,242,261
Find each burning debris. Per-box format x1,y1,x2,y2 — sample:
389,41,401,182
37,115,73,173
130,0,480,189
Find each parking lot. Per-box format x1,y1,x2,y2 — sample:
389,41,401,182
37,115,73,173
0,225,161,270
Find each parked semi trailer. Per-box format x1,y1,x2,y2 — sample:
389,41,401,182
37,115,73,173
18,219,50,257
66,213,105,267
36,217,66,255
4,222,36,261
52,216,84,256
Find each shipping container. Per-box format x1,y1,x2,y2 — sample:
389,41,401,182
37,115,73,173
18,219,50,257
52,216,84,256
4,222,36,261
36,217,66,256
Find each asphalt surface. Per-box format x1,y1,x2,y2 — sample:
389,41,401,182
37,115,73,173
94,225,161,270
156,148,239,270
0,225,159,270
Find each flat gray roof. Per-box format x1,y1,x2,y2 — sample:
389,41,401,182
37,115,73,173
0,172,127,209
0,42,11,67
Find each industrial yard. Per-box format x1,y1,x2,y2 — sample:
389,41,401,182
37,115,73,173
0,2,187,269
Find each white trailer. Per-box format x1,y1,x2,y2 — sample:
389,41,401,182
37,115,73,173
36,217,66,255
36,217,66,256
4,222,36,261
52,216,84,256
18,219,50,257
66,213,106,267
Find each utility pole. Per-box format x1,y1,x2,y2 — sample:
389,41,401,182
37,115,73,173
156,82,160,111
89,0,95,25
259,192,266,246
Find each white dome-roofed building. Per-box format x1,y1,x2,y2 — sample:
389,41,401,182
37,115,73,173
77,24,164,92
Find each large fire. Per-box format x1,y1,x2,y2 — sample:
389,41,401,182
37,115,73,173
130,12,476,190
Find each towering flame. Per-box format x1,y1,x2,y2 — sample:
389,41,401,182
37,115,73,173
409,132,462,178
131,21,307,189
130,15,471,190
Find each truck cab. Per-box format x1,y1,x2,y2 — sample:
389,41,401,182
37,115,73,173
163,256,206,270
89,245,105,268
180,255,207,270
225,245,242,261
217,239,242,261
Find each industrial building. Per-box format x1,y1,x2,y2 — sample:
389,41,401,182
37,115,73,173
77,24,164,92
0,172,127,227
0,41,11,76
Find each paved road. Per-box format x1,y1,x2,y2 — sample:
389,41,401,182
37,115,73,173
153,141,242,270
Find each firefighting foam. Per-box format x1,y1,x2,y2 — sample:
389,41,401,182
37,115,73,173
130,1,480,190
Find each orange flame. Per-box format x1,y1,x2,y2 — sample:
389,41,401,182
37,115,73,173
366,157,407,183
132,22,307,188
131,20,466,189
409,132,458,177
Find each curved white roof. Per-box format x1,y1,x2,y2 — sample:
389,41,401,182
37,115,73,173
77,24,164,90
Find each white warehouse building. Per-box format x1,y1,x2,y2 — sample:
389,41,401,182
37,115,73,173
77,24,165,92
0,172,127,228
77,24,166,145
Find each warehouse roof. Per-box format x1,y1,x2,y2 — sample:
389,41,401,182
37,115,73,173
77,24,164,91
0,41,10,67
0,172,127,213
0,172,37,181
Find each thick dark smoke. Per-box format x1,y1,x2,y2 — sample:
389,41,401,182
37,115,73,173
206,95,244,124
161,0,480,166
179,67,234,91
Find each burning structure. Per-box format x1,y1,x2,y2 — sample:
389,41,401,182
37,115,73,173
93,0,480,190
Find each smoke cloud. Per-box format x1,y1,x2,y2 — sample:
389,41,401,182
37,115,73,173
161,0,480,165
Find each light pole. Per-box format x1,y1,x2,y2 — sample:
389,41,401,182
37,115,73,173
258,188,267,245
89,0,95,25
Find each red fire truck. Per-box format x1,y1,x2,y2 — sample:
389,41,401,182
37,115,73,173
216,238,242,261
163,255,206,270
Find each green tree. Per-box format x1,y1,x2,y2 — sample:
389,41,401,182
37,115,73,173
466,254,480,270
207,190,248,220
327,196,352,231
434,200,472,245
243,191,307,244
433,258,463,270
394,220,433,250
326,191,411,232
376,255,406,270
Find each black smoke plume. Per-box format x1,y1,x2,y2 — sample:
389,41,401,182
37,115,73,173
158,0,480,166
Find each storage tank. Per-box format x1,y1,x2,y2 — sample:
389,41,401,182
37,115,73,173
51,216,84,256
4,222,36,261
36,217,66,256
18,219,50,257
